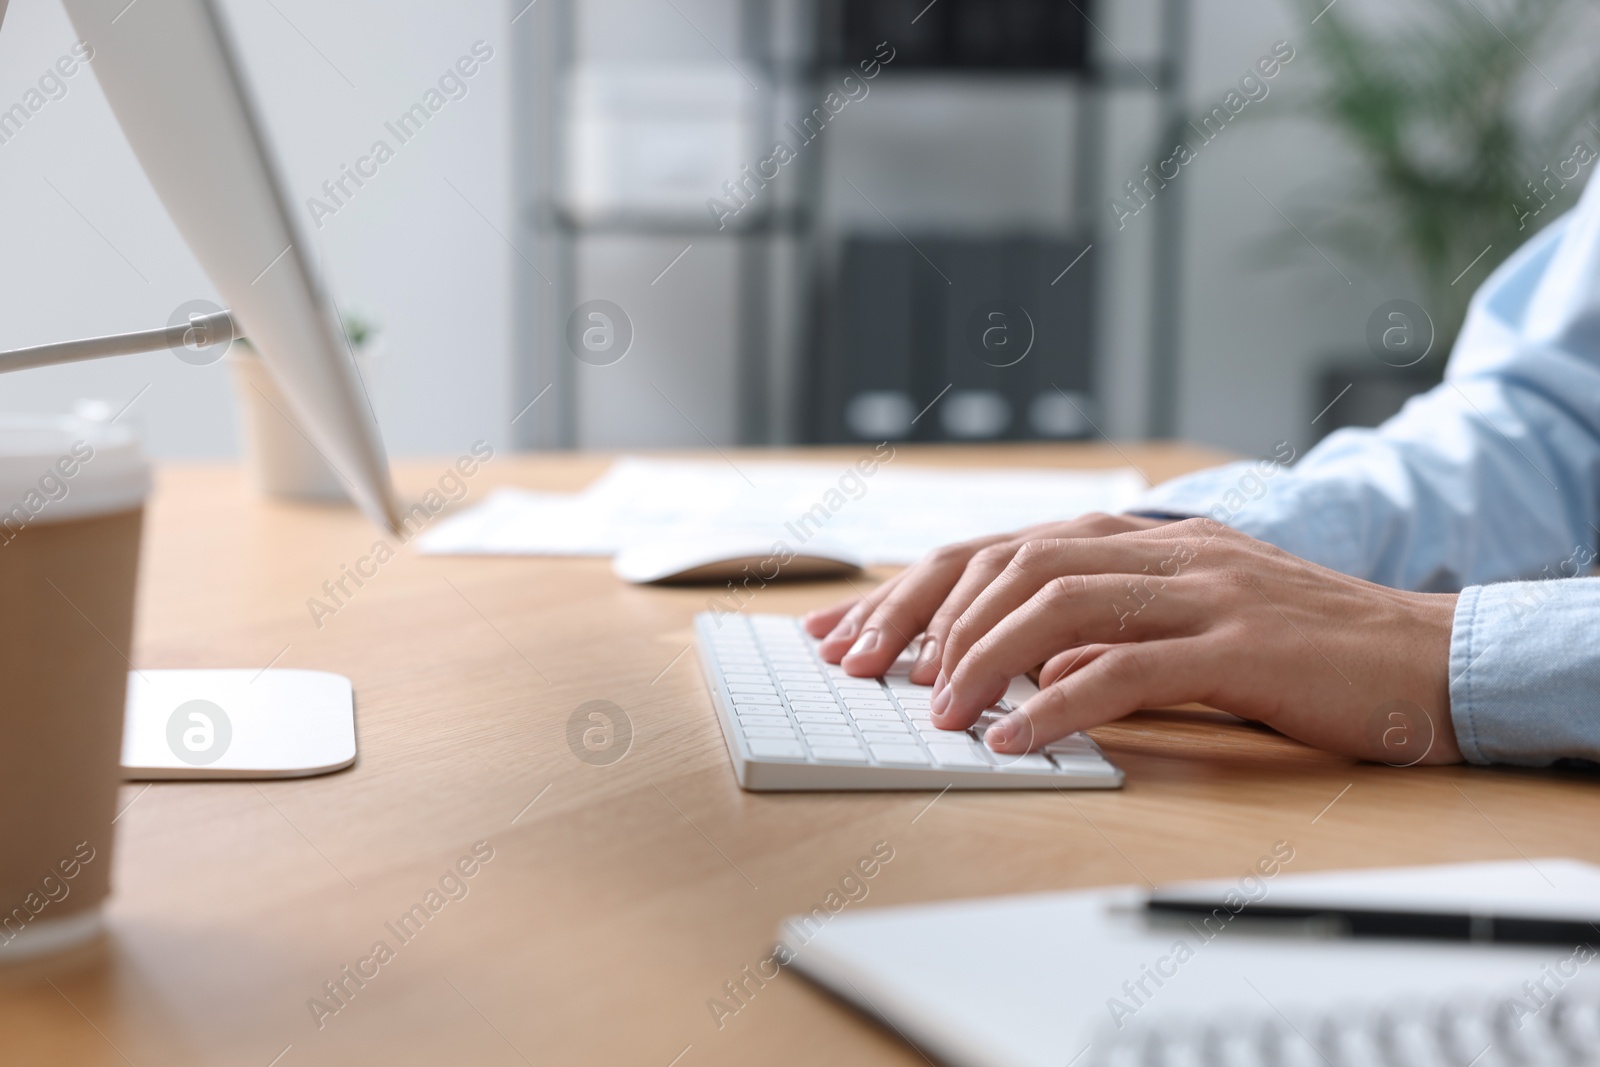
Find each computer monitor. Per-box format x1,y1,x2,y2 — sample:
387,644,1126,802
41,0,402,532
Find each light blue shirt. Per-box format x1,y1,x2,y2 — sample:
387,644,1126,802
1133,171,1600,767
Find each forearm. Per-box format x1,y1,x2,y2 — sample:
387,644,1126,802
1132,361,1600,592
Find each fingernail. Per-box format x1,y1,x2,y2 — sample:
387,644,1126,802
827,616,860,642
986,716,1012,748
931,685,951,716
914,637,939,671
846,628,880,657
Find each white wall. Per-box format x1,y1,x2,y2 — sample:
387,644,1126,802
0,0,513,458
1170,0,1413,458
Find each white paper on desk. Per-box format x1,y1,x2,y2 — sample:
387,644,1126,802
415,457,1146,564
783,859,1600,1067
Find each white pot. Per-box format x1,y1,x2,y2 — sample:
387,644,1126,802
228,344,368,502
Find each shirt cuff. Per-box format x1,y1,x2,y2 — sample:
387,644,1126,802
1450,579,1600,766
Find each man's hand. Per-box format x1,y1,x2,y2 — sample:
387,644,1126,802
925,519,1461,764
802,513,1174,683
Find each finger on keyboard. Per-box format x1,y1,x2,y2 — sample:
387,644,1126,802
816,573,905,661
802,599,855,638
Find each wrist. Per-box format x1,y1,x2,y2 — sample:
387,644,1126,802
1407,591,1462,764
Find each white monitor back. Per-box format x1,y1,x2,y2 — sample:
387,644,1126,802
58,0,401,531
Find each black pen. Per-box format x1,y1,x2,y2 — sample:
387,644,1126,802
1145,894,1600,947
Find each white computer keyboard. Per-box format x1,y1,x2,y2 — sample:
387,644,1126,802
694,613,1123,791
1082,990,1600,1067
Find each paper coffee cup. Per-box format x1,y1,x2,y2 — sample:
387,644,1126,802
0,414,150,961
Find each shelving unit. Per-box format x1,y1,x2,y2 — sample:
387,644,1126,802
511,0,1190,449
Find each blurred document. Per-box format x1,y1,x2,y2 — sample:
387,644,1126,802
416,457,1145,565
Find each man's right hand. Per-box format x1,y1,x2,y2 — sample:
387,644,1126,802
802,513,1176,683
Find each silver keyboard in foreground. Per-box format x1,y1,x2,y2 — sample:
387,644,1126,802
694,613,1124,791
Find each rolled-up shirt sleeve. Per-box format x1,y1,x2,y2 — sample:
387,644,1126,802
1128,170,1600,765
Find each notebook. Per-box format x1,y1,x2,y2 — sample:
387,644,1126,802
781,859,1600,1067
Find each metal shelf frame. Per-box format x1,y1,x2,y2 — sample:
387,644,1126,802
511,0,1190,449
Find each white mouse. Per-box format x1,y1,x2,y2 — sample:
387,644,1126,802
612,536,865,585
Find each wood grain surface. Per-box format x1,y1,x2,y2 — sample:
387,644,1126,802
3,442,1595,1067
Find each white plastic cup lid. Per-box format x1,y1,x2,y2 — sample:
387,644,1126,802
0,415,151,526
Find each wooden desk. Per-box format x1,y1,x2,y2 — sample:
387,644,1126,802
5,443,1597,1066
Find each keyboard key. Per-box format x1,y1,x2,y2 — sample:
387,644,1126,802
896,698,933,710
848,708,900,722
858,722,910,735
782,679,833,691
869,744,930,766
742,726,798,740
1050,755,1112,772
727,682,779,695
928,744,992,768
774,670,825,682
902,708,933,721
789,700,845,713
890,685,934,698
737,707,789,722
736,713,789,727
811,746,869,763
747,740,807,759
794,712,848,725
842,697,895,711
834,682,885,695
722,664,769,676
994,753,1055,772
731,694,783,707
723,672,775,684
799,723,856,736
968,710,1006,736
